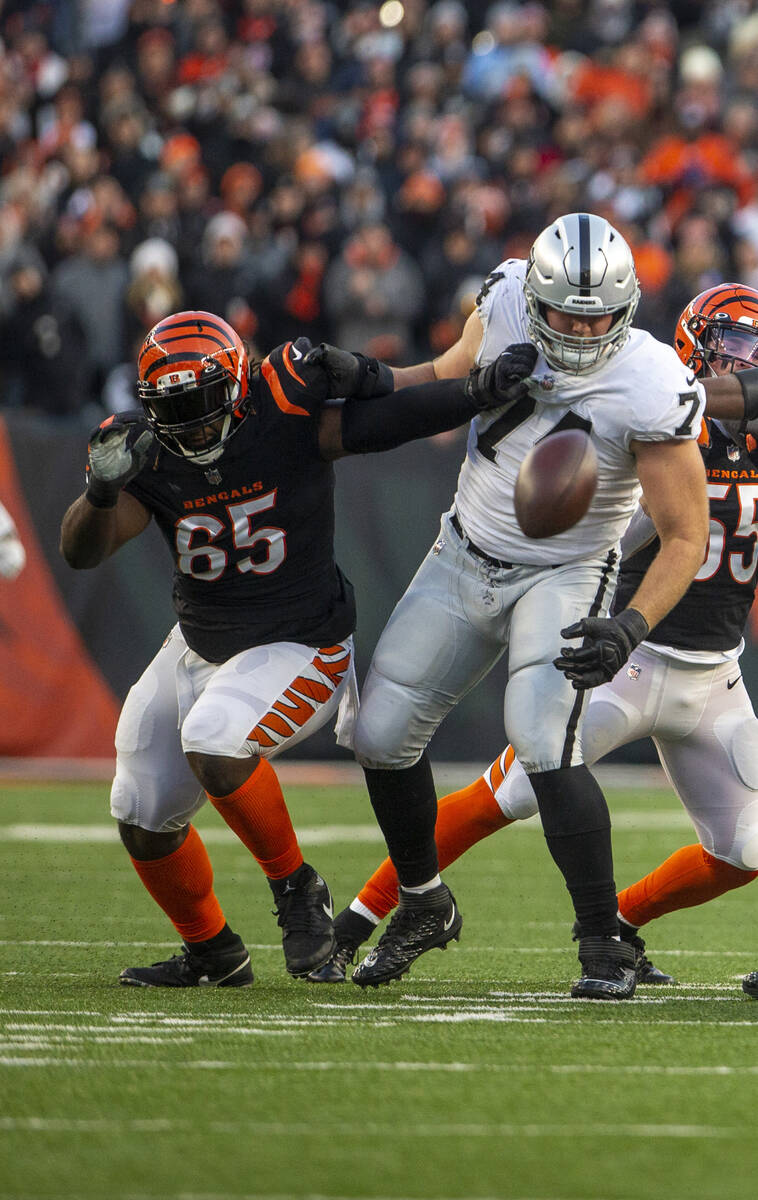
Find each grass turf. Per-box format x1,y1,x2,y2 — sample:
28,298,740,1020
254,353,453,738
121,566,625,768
1,777,757,1200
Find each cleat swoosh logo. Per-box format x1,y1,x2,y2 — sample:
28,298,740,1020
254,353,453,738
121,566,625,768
290,343,302,360
323,900,333,919
727,676,742,690
443,906,456,932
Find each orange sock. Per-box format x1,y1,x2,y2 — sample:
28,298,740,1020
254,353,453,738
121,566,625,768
208,757,303,880
357,771,512,920
617,843,758,928
130,824,226,943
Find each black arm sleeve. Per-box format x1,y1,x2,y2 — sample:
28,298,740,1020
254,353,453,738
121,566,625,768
340,378,476,454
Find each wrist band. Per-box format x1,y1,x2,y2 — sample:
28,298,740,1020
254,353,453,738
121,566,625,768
85,475,120,509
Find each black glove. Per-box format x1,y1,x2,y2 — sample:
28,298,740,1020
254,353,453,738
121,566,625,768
303,343,395,399
86,416,155,508
553,608,649,690
464,343,538,413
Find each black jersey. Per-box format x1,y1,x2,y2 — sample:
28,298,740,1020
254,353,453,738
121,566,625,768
124,341,356,662
613,422,758,651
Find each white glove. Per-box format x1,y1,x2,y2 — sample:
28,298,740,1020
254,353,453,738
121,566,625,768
86,418,154,507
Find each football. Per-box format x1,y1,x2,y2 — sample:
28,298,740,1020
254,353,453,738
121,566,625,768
514,428,598,539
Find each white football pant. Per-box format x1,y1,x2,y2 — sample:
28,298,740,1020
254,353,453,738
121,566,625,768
353,509,618,775
111,625,357,832
490,641,758,870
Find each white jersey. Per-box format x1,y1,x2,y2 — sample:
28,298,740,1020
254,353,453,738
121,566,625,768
453,259,706,566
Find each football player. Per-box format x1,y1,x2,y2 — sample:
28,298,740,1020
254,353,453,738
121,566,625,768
60,309,531,988
309,212,719,1002
311,282,758,1000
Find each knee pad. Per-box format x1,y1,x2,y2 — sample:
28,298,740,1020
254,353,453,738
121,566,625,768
730,798,758,871
725,716,758,792
352,676,427,769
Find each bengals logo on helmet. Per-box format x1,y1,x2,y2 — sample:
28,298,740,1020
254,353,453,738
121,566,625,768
674,283,758,377
137,311,251,463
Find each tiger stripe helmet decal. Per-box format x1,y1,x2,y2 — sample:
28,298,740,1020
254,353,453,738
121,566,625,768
137,310,250,463
674,283,758,377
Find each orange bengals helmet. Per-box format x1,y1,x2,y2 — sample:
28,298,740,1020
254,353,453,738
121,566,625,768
137,310,250,463
674,282,758,378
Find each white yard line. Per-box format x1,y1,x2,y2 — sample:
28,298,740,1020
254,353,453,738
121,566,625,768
2,1058,758,1076
0,1116,740,1138
0,824,387,844
0,939,752,960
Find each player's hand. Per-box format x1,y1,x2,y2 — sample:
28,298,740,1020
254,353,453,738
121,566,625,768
304,343,394,399
86,416,155,508
465,343,538,412
553,609,649,689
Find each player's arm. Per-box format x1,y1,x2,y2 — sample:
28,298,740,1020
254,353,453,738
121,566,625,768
702,367,758,422
312,309,486,397
316,343,537,460
618,500,657,559
60,490,150,568
60,417,153,569
555,439,708,690
390,309,485,387
623,437,709,629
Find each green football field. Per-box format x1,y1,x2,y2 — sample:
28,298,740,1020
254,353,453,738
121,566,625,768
1,773,757,1200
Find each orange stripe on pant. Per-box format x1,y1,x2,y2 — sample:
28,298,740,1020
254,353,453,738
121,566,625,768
249,644,351,748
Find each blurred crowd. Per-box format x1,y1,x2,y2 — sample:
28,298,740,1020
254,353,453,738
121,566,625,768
3,0,758,419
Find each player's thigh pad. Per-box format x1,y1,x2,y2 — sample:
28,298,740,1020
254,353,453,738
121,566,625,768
352,525,511,768
486,660,657,822
504,556,617,772
180,638,354,760
110,626,204,832
654,664,758,869
577,642,668,766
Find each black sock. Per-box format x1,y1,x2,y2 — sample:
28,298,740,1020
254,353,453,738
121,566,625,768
528,765,618,938
268,861,310,897
187,923,241,952
334,908,376,946
363,752,438,887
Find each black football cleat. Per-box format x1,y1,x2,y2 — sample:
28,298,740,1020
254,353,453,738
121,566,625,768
120,935,253,988
623,930,676,985
352,882,461,988
571,936,637,1000
270,862,336,978
574,920,675,986
307,907,375,983
307,939,360,983
742,971,758,998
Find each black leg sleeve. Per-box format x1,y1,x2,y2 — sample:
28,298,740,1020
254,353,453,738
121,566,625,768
528,764,619,938
362,752,439,887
